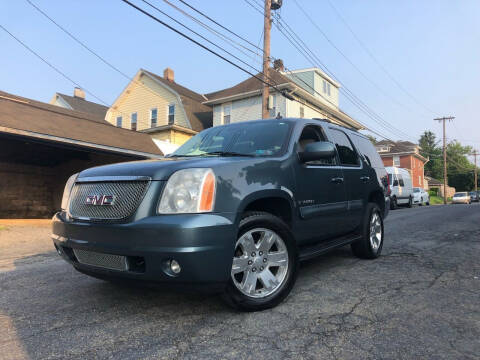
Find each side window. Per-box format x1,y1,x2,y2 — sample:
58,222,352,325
398,174,405,187
297,125,334,165
350,133,384,168
328,129,359,166
392,174,399,187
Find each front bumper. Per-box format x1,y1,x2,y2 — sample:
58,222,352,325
52,211,237,289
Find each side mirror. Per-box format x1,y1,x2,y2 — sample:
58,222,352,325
299,141,336,163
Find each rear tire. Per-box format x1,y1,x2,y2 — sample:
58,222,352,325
351,203,384,259
222,211,298,311
407,196,413,208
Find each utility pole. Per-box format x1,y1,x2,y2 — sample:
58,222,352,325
472,150,479,192
434,116,455,204
262,0,272,119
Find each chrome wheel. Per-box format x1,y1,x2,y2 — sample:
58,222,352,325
369,212,382,251
231,228,289,298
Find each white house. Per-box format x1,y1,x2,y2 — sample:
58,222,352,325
203,66,362,130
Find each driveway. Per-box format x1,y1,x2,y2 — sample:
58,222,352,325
0,205,479,360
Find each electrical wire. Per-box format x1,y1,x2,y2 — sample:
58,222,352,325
324,0,436,115
0,23,109,107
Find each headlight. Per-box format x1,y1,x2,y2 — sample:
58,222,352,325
158,168,216,214
61,173,78,211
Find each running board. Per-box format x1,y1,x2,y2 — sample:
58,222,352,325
298,233,362,261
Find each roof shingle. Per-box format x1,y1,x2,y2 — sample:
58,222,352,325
0,90,162,156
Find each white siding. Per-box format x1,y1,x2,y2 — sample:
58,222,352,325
314,72,339,107
213,104,222,126
232,96,262,123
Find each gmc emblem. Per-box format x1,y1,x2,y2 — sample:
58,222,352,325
85,195,115,206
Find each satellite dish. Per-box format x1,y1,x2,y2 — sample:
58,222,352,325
271,0,282,10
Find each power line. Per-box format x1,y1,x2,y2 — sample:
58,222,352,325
241,0,416,141
290,0,423,119
119,0,288,98
177,0,263,53
0,23,109,106
324,0,436,115
272,12,417,142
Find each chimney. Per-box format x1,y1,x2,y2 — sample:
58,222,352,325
73,87,85,99
163,67,174,82
273,59,284,72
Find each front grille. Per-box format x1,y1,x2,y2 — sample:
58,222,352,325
69,180,149,221
73,249,128,271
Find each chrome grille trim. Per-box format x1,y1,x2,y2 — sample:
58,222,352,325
68,178,150,221
73,249,128,271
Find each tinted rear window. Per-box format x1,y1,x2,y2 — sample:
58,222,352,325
350,133,384,168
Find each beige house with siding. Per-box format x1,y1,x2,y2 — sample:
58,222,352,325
106,68,212,151
204,66,362,130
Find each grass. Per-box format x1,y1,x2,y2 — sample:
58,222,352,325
430,195,447,205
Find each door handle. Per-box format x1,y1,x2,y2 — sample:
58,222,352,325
331,177,344,184
360,176,370,182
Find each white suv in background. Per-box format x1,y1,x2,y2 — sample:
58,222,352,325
412,187,430,206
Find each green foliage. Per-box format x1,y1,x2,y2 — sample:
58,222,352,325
419,131,476,191
366,135,377,145
428,189,438,196
429,195,445,205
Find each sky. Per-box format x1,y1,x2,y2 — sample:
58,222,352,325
1,0,479,162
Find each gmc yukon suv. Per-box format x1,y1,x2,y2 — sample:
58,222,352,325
52,118,389,311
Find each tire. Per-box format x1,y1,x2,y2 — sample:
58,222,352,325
390,196,397,210
419,197,423,206
351,203,384,259
222,211,299,311
407,196,413,208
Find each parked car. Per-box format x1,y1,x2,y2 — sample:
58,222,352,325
469,191,479,202
412,187,430,206
52,118,389,311
452,192,471,204
385,167,413,209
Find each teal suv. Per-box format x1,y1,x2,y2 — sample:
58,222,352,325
52,118,389,311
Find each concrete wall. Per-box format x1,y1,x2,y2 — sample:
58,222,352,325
0,137,141,218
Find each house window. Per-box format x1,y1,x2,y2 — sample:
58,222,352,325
150,108,157,128
131,112,137,131
116,116,122,127
323,80,327,94
223,103,231,124
393,156,400,167
300,106,304,118
327,83,331,96
168,104,175,125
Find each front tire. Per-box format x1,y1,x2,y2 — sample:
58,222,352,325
390,196,397,210
351,203,384,259
223,211,298,311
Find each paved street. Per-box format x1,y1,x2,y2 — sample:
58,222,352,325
1,205,479,360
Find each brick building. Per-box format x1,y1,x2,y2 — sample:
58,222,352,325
0,90,162,218
375,140,428,188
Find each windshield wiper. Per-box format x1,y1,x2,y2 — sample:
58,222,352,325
203,151,255,157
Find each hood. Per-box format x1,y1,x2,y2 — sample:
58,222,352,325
78,156,253,180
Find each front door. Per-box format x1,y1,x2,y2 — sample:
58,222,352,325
294,125,348,244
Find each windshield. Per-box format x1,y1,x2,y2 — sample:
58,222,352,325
454,193,467,197
413,188,420,193
170,121,292,157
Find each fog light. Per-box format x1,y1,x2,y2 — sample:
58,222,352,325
170,259,181,274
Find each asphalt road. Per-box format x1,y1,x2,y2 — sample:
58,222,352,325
1,204,479,360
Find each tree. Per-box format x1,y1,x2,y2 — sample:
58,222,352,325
446,141,475,191
366,135,377,145
418,131,442,180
